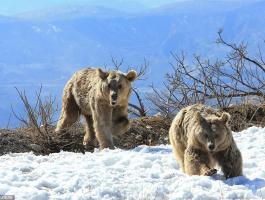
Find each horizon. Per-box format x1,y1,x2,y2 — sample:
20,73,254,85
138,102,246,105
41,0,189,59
0,0,183,16
0,0,253,16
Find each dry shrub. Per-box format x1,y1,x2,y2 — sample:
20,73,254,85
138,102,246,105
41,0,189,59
9,86,170,154
115,116,171,149
52,116,171,152
148,30,265,117
222,103,265,132
10,87,85,154
9,86,264,156
52,122,85,153
11,87,60,153
0,129,32,155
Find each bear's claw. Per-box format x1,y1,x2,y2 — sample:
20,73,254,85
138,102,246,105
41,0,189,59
204,168,217,176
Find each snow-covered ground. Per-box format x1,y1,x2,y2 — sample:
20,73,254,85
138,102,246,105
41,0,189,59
0,127,265,200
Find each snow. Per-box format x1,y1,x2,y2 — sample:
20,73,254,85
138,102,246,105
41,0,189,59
0,127,265,200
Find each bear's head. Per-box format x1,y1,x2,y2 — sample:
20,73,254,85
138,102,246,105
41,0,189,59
192,112,231,153
97,68,137,106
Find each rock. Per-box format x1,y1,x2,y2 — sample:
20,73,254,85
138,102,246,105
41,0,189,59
146,125,152,129
29,144,43,152
135,135,143,141
154,112,162,117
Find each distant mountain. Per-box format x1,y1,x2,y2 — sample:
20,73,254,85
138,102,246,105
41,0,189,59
150,0,254,14
1,0,265,127
16,5,127,21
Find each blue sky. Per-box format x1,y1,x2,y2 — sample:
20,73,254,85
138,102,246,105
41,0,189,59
0,0,184,16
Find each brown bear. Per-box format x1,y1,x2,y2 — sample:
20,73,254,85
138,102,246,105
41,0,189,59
55,68,137,150
169,104,243,178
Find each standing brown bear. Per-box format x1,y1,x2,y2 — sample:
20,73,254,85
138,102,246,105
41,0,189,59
169,104,243,178
55,68,137,150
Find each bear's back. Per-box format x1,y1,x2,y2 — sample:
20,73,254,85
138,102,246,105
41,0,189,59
185,104,223,122
174,104,225,142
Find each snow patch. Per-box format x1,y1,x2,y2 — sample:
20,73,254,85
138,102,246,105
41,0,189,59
0,127,265,199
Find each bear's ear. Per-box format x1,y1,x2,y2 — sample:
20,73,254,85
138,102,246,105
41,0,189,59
220,112,230,124
97,68,109,80
195,111,204,123
126,70,137,82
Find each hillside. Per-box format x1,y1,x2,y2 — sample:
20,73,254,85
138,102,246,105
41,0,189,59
1,0,265,127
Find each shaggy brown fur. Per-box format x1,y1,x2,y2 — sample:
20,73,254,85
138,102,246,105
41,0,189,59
169,104,243,178
55,68,137,150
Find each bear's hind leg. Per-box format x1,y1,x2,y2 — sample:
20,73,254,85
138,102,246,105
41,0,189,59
169,108,187,172
55,89,80,133
169,133,185,172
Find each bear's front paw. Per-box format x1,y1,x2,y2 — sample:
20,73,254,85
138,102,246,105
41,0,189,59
204,168,217,176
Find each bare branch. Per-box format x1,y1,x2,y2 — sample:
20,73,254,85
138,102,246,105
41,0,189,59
148,30,265,116
111,56,124,70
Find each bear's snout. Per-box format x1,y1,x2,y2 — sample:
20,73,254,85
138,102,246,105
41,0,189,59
207,142,215,152
111,93,118,101
111,93,118,105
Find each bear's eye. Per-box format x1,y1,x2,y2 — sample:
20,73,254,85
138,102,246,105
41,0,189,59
118,84,122,89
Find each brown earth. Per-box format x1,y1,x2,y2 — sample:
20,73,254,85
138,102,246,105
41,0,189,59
0,103,264,156
222,103,265,132
0,116,171,156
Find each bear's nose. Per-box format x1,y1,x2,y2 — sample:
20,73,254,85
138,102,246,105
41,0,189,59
111,93,118,101
208,144,215,151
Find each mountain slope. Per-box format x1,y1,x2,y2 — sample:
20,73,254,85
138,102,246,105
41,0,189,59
1,1,265,127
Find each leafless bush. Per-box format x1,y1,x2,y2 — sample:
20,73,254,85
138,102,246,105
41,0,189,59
148,30,265,118
12,86,58,148
128,88,147,117
147,84,178,118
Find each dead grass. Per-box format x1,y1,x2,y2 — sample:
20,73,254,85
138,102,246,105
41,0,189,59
222,103,265,132
115,116,171,149
1,104,264,155
1,87,170,155
0,116,170,155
